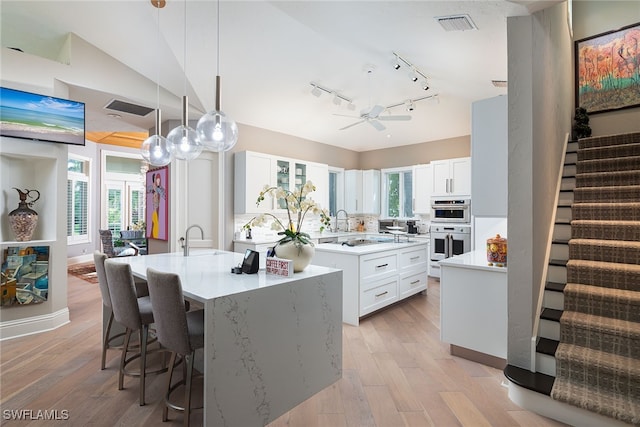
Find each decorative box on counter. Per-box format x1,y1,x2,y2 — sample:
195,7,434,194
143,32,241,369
266,257,294,277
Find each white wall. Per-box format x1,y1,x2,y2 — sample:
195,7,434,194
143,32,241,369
507,2,573,369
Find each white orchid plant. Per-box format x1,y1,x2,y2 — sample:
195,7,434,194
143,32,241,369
243,180,331,251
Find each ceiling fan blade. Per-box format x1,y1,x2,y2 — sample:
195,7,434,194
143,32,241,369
368,104,385,119
333,113,361,119
368,120,386,131
339,120,365,131
378,115,412,121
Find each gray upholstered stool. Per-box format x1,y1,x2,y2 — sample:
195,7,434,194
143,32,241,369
146,268,204,427
104,260,168,406
93,251,150,370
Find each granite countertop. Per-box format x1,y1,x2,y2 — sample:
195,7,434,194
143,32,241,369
315,238,428,255
234,231,430,245
438,249,508,273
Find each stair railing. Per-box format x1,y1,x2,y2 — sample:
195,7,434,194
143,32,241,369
529,132,571,372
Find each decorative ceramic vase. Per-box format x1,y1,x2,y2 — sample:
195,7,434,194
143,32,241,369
8,188,40,241
487,234,507,267
274,241,315,272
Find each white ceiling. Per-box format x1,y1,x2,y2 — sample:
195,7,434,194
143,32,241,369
0,1,560,152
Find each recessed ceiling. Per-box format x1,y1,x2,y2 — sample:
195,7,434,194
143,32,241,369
0,1,561,152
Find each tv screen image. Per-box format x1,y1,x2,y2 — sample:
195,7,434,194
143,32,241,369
0,87,85,146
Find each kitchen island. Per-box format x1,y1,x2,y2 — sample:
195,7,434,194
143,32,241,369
439,249,507,368
109,250,342,427
313,239,429,325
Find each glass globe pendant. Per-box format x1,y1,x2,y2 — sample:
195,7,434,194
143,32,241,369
196,75,238,152
141,109,173,166
167,96,202,160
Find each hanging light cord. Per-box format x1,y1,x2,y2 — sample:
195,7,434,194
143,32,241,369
155,2,161,134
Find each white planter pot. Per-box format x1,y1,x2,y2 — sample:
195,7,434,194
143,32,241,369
274,241,315,272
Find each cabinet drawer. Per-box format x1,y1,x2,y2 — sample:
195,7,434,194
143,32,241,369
360,277,398,316
399,270,427,298
360,253,397,282
399,247,428,271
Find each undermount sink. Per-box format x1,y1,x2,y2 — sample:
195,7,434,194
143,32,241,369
341,239,379,247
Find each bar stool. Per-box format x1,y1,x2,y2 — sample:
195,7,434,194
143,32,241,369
93,251,149,370
146,268,204,426
104,260,167,406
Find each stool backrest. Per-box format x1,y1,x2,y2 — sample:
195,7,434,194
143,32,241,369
104,260,141,331
146,268,192,356
93,251,111,308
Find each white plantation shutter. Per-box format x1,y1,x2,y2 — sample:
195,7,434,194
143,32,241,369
67,156,90,243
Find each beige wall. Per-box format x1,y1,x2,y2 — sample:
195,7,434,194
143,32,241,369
572,1,640,136
358,135,470,170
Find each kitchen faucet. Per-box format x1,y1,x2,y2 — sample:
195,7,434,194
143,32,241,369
183,224,204,256
333,209,350,233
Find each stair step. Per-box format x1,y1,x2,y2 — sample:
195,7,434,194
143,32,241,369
545,281,566,292
567,260,640,292
543,287,564,310
504,364,554,396
537,337,559,356
549,259,568,267
564,283,640,322
535,352,557,377
577,155,640,174
578,132,640,149
562,164,576,178
571,219,640,242
567,141,579,153
569,238,640,265
576,170,640,188
572,202,640,221
574,185,640,203
541,308,563,322
578,143,640,161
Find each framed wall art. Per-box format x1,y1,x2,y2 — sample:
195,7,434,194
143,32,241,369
575,22,640,114
1,246,49,308
146,166,169,241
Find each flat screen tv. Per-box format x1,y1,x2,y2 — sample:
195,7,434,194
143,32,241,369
0,86,85,146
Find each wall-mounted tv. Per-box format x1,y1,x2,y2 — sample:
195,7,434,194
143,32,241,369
0,87,85,146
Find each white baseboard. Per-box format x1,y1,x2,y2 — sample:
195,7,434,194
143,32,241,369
68,254,93,265
507,380,630,427
0,308,70,341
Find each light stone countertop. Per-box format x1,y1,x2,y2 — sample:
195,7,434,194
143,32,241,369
438,249,508,273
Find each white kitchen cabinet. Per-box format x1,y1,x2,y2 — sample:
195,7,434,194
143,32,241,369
234,151,276,214
413,164,432,214
235,151,329,214
471,95,508,217
345,169,380,214
432,157,471,197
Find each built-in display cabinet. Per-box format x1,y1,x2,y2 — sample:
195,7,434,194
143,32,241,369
431,157,471,197
0,137,69,339
235,151,329,214
344,169,380,214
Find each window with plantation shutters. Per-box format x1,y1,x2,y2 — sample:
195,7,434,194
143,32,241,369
67,156,90,243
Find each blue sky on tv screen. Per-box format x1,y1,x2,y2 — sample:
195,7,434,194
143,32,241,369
1,87,84,119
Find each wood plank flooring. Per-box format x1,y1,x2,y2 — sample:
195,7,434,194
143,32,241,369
0,273,568,426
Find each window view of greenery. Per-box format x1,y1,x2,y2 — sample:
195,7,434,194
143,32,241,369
386,170,413,218
329,171,337,216
108,189,123,234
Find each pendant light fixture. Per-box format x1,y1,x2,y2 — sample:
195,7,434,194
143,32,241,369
196,0,238,152
166,0,203,160
141,0,173,166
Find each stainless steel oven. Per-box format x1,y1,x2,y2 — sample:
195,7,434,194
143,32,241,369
429,224,471,278
431,198,471,223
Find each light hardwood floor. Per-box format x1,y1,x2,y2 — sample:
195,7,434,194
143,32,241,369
0,273,568,427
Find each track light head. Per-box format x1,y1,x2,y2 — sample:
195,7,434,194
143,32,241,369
332,93,342,106
394,63,401,70
311,84,322,97
406,101,415,112
421,80,430,91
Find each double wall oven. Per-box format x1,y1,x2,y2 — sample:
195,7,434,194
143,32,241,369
429,198,471,278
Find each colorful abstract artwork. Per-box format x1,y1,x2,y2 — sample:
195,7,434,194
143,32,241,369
575,22,640,114
146,166,169,241
1,246,49,307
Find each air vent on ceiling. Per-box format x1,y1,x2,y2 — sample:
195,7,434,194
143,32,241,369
104,99,154,117
435,14,477,31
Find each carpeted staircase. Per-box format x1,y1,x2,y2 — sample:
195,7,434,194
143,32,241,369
550,132,640,425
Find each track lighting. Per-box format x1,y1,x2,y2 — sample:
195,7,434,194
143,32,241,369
405,101,415,112
309,82,353,108
392,51,429,83
421,80,430,91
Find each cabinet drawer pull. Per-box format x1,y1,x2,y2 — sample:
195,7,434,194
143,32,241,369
375,263,389,269
375,291,389,298
410,256,420,261
410,280,420,285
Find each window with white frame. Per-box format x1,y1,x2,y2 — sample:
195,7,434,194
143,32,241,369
328,167,344,217
67,155,91,243
382,167,414,218
102,152,146,235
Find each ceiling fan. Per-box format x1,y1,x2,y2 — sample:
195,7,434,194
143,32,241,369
334,104,411,131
